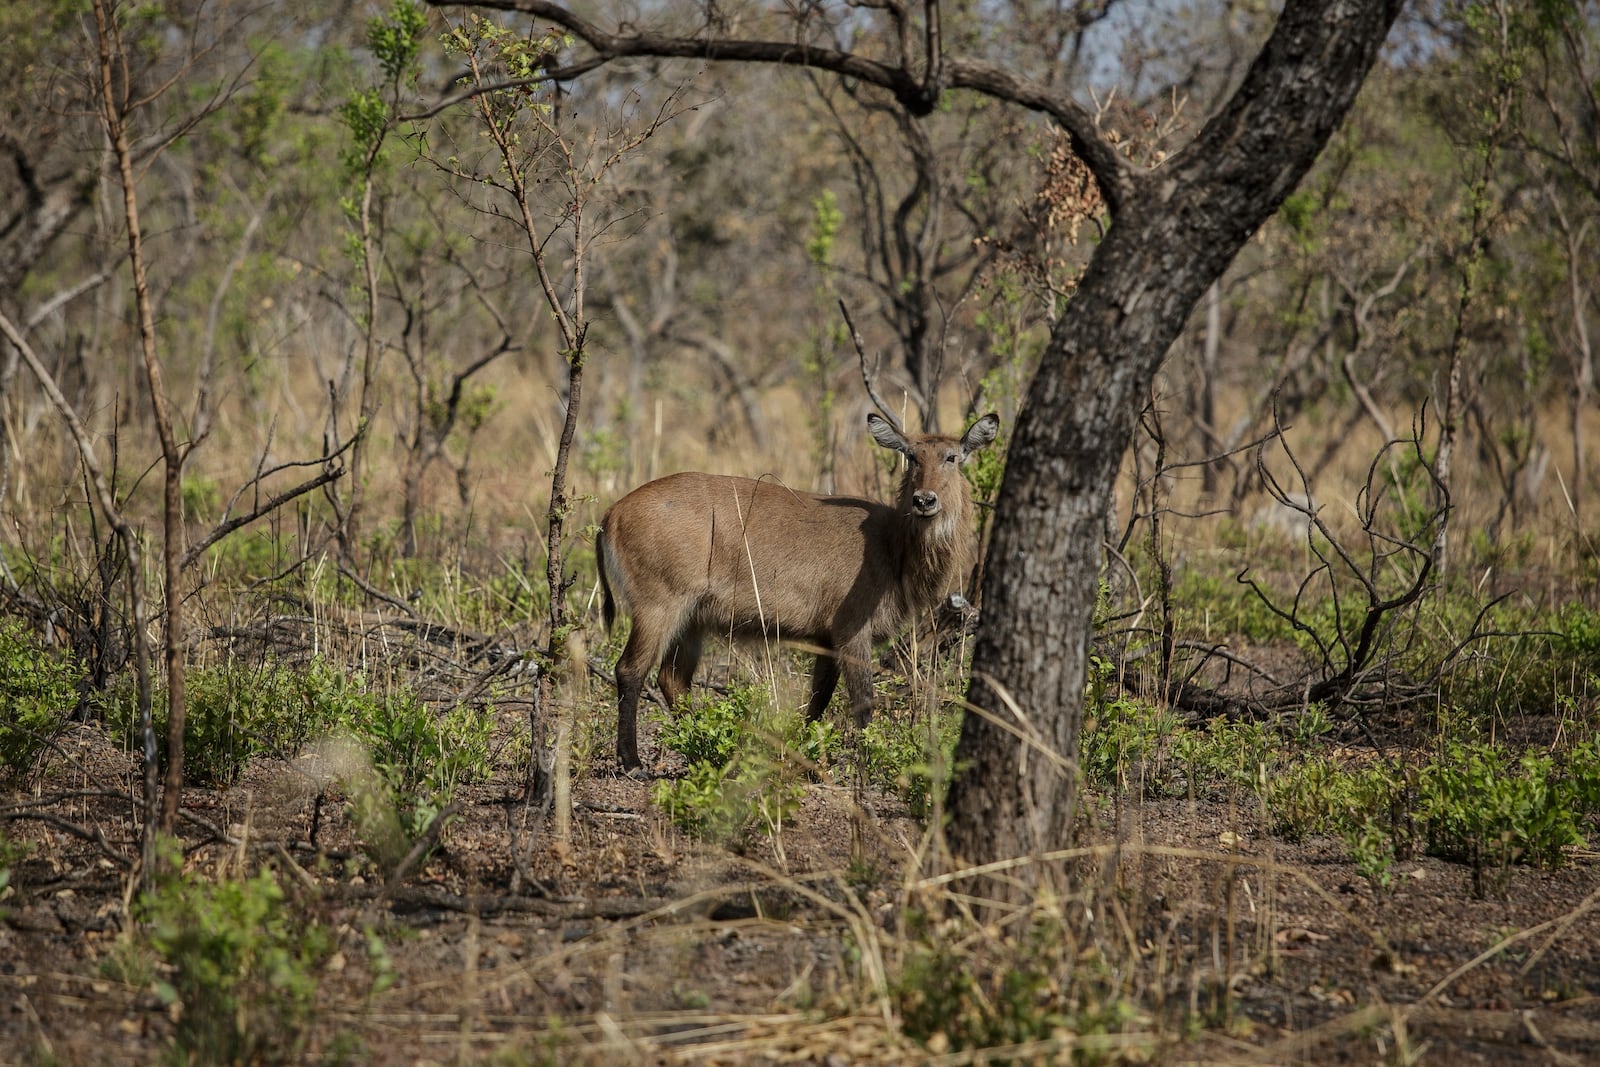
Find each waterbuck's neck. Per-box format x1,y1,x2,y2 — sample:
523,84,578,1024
892,474,975,612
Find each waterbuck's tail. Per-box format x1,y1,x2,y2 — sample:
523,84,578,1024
596,526,618,633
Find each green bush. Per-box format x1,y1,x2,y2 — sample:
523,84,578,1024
346,686,492,838
653,746,808,848
1418,741,1598,870
1174,717,1275,791
0,619,83,781
1079,685,1183,794
109,658,354,787
1268,739,1600,877
1349,817,1398,890
652,686,825,847
860,708,959,818
181,660,337,785
297,677,492,865
655,685,756,768
1269,757,1408,845
106,658,490,821
140,861,333,1065
106,659,490,868
1554,603,1600,660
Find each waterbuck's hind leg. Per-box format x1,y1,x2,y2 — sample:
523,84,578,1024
658,630,703,709
806,653,841,722
613,607,677,772
614,652,646,772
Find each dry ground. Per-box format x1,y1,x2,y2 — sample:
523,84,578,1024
3,711,1599,1067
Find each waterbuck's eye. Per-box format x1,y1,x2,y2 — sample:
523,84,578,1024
944,451,959,464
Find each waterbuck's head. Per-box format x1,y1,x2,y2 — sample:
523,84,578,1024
868,411,1001,539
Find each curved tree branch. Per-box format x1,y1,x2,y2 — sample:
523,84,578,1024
427,0,1132,214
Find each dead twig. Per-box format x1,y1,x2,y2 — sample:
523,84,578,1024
180,433,356,569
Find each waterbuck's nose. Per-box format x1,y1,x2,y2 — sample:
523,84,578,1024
911,490,939,515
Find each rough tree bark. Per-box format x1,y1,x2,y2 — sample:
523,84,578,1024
435,0,1407,892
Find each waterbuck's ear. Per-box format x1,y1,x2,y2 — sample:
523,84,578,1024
867,412,914,457
960,413,1001,457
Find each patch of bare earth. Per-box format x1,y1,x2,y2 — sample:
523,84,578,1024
3,725,1599,1064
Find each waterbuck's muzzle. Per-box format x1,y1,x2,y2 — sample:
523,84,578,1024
911,490,940,517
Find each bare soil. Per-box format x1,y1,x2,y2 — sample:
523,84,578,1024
3,720,1599,1066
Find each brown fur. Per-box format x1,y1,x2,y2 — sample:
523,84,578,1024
599,412,1000,770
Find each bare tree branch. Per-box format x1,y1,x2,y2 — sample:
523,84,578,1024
179,446,354,570
0,308,157,871
423,0,1132,214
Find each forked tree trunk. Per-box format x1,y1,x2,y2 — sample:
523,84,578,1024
944,0,1407,898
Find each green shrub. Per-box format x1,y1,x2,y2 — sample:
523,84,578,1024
105,659,489,869
0,619,83,781
656,685,756,767
652,686,825,847
653,755,805,846
860,708,959,818
1348,817,1397,890
1079,687,1183,794
1268,757,1408,844
1554,603,1600,660
140,860,333,1065
345,687,492,838
180,660,337,785
653,759,726,836
1268,740,1600,877
1418,741,1596,870
106,659,490,827
108,658,355,787
1174,718,1275,790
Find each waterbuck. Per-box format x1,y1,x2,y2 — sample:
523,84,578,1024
597,407,1000,772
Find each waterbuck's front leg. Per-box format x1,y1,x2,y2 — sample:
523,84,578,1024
837,634,877,729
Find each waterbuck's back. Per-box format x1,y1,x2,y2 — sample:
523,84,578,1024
601,472,926,644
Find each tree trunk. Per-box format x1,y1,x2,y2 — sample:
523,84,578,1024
94,0,188,838
1200,279,1221,497
944,0,1406,899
